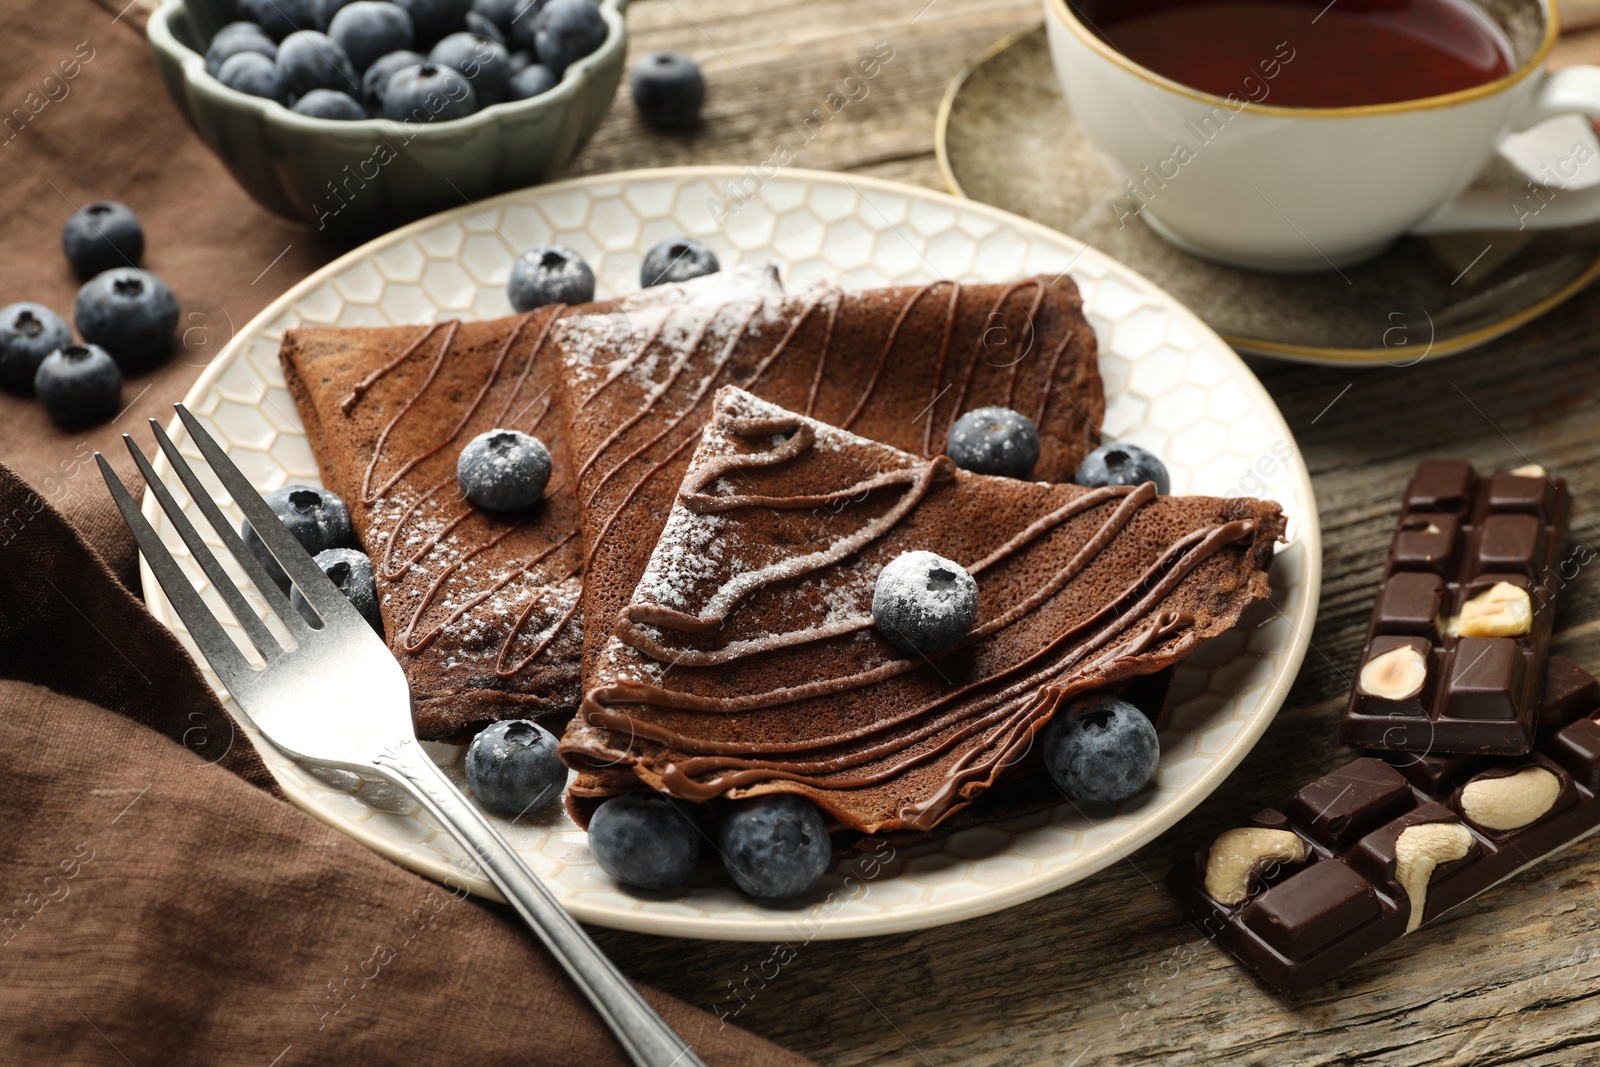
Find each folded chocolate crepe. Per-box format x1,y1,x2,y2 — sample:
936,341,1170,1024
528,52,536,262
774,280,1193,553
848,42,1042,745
279,267,783,739
552,274,1106,689
560,388,1284,834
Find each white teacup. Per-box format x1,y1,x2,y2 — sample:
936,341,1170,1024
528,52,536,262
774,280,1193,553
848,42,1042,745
1044,0,1600,271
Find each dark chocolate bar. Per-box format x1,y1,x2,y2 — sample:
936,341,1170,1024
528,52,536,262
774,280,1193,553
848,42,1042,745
1341,461,1570,756
1169,662,1600,995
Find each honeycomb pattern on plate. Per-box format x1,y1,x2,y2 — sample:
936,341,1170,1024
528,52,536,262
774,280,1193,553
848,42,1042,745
143,169,1318,940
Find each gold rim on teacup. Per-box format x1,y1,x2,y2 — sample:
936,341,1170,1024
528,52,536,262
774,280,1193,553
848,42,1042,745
1043,0,1559,119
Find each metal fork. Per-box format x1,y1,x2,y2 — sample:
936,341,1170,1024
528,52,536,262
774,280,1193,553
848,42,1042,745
99,404,705,1067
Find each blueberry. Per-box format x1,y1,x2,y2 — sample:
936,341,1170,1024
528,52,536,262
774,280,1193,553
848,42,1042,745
1075,442,1170,496
588,794,701,891
395,0,473,43
0,303,72,395
465,720,566,816
640,236,719,288
205,23,277,77
240,0,317,40
506,62,557,100
328,1,414,71
630,51,704,132
872,550,979,657
212,19,276,46
33,344,121,429
508,245,593,310
240,484,356,589
718,794,829,900
528,0,605,74
464,11,506,44
946,406,1041,480
474,0,542,36
276,30,359,99
291,547,382,630
62,201,145,281
73,268,179,371
1041,697,1159,804
310,0,356,30
429,32,512,105
361,49,426,109
291,88,368,118
505,48,534,76
381,62,479,121
217,51,288,103
457,428,551,511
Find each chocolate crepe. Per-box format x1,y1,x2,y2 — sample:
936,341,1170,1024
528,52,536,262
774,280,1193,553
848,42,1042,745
560,388,1283,834
278,268,784,739
552,274,1106,687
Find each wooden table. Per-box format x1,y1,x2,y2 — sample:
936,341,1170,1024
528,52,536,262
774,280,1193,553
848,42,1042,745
564,2,1600,1063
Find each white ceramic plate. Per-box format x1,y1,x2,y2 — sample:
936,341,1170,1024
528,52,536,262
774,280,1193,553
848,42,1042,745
143,167,1320,940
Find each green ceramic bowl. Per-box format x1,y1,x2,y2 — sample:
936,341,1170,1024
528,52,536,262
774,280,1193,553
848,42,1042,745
148,0,628,239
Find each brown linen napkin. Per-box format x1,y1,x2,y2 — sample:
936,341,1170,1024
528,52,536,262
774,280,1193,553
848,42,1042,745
0,472,812,1065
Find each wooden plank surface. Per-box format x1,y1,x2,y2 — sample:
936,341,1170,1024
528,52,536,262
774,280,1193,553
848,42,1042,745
560,3,1600,1063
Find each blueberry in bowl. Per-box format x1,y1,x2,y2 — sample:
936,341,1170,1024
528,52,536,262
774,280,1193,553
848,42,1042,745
205,22,277,77
147,0,629,237
216,50,288,103
381,62,479,121
429,31,513,105
525,0,605,73
276,29,359,98
327,1,415,71
292,88,368,119
360,48,426,109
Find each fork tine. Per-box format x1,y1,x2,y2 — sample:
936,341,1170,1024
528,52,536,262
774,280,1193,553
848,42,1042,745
122,432,285,663
146,417,313,642
172,404,354,620
95,451,253,689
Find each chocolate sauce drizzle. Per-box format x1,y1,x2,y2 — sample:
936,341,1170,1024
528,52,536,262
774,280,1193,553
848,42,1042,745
575,406,1259,831
567,278,1089,620
337,312,582,680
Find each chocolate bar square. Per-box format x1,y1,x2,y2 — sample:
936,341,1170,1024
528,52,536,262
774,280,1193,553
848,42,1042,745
1444,639,1527,721
1404,461,1474,513
1485,472,1554,516
1373,572,1445,639
1285,759,1413,849
1241,860,1383,958
1393,513,1461,575
1473,514,1544,578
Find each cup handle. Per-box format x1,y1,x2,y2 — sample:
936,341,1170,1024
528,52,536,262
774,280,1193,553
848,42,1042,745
1412,66,1600,235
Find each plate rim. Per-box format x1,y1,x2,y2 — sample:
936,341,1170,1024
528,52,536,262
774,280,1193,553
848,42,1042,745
146,164,1322,939
934,24,1600,366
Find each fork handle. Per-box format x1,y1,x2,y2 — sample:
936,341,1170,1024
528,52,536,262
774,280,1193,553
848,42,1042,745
374,741,707,1067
